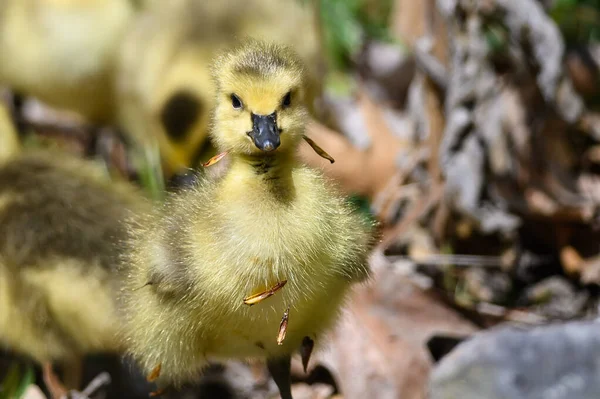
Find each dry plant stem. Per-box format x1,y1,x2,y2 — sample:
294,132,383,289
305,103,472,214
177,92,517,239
303,135,335,163
60,373,112,399
42,363,68,399
79,372,111,398
277,307,290,345
243,280,288,306
423,76,444,186
472,302,546,325
147,363,162,382
387,254,506,268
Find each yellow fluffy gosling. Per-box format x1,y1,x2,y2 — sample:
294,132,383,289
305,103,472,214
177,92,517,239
0,148,146,389
119,40,375,399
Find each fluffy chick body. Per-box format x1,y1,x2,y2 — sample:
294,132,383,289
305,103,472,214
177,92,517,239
121,160,369,384
0,0,139,122
0,150,146,365
119,41,374,392
116,0,323,176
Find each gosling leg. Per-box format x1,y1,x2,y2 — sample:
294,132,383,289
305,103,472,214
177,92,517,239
266,355,293,399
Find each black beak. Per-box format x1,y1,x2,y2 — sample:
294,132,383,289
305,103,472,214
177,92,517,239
249,112,280,152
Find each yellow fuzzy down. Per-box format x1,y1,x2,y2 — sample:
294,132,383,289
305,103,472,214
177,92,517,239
0,150,148,367
0,258,122,363
119,40,375,387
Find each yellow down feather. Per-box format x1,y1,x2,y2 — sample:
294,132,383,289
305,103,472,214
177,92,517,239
118,40,375,390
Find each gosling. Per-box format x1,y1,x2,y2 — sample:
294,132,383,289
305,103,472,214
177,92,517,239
0,148,146,389
116,0,323,178
119,40,375,399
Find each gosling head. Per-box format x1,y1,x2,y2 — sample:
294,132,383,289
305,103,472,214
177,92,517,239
210,40,309,156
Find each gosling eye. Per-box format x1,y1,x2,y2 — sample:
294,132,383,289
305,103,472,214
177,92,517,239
231,94,243,110
281,91,291,109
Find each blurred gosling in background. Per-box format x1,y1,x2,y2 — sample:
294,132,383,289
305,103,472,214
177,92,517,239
0,122,147,389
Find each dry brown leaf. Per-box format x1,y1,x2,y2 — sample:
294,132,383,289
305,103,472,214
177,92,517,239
315,253,477,399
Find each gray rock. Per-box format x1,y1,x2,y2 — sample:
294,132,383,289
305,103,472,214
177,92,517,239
429,321,600,399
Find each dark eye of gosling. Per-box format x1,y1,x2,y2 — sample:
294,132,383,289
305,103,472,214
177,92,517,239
231,94,243,110
282,91,292,109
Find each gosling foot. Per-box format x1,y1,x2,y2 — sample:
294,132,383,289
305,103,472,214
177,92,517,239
267,355,293,399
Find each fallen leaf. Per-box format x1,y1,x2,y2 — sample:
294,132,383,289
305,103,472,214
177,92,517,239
316,252,478,399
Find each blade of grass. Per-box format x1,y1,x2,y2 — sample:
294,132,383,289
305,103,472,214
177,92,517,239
135,144,165,202
13,365,34,399
0,363,21,399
